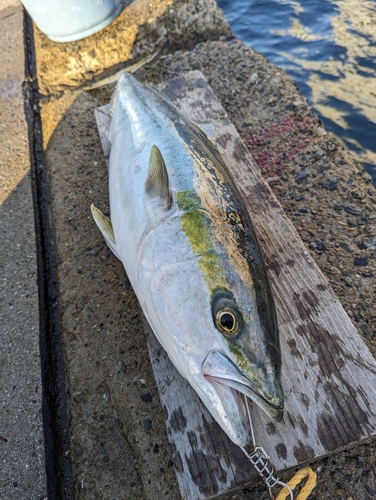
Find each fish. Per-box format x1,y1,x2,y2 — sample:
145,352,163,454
91,73,284,447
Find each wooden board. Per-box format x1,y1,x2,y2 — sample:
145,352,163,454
95,71,376,500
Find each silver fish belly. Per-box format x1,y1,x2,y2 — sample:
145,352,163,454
92,73,284,447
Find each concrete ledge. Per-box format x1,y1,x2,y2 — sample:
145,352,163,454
0,3,47,499
20,0,376,498
33,0,231,96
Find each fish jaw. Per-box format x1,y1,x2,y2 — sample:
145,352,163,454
201,376,250,447
202,350,284,424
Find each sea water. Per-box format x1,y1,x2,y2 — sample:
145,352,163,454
217,0,376,184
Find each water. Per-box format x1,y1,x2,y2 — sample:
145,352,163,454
217,0,376,184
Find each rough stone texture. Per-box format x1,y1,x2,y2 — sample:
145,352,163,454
0,3,47,499
40,91,79,149
34,3,376,500
33,0,231,96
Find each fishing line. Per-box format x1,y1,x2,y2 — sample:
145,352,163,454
240,395,294,500
241,396,317,499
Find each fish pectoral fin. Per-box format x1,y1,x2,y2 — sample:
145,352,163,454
91,204,121,260
194,121,216,143
144,145,173,211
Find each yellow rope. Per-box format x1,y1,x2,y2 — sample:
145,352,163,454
275,467,317,500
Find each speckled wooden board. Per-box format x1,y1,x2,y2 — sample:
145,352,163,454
95,71,376,500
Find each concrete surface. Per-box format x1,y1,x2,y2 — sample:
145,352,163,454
1,0,375,499
40,40,376,499
0,2,47,500
33,0,376,495
33,0,231,96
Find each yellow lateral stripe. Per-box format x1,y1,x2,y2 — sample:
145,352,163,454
177,190,226,292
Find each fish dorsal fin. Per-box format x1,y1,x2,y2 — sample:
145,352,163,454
144,145,172,210
194,121,216,144
91,204,121,260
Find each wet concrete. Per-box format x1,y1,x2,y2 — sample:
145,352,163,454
0,2,47,499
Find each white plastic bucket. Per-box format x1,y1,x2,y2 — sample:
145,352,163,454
21,0,122,43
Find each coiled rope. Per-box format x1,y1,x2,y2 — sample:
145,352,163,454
275,466,317,500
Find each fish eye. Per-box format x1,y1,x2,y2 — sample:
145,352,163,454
215,308,238,335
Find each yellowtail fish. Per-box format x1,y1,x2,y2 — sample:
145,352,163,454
91,73,283,446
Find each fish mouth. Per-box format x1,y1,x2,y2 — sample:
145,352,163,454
202,350,283,424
